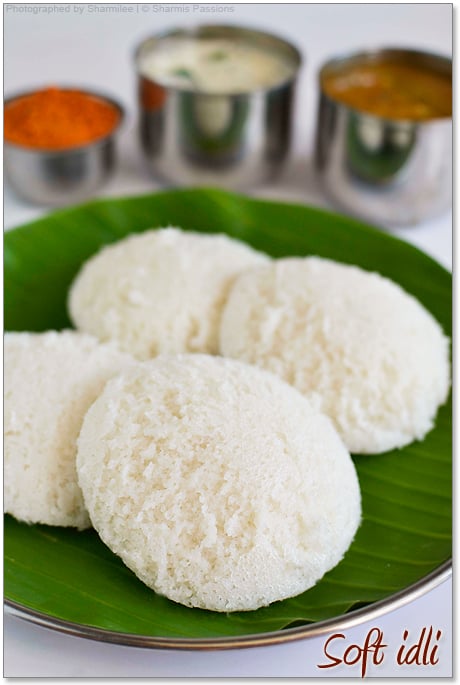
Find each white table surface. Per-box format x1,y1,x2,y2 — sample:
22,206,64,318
4,3,452,678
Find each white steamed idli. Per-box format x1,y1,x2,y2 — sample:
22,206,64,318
4,331,134,529
68,227,269,359
219,257,450,454
77,354,361,612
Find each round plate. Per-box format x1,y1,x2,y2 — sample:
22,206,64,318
4,188,452,649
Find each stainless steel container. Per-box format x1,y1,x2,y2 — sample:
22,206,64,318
135,26,301,189
315,48,452,226
4,89,124,206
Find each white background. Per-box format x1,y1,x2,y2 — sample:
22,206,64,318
4,2,452,677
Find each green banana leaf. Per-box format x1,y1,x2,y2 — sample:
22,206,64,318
4,188,452,642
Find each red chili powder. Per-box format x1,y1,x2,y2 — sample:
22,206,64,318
4,87,121,150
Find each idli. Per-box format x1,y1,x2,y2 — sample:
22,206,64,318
77,354,361,612
219,257,450,454
4,331,133,529
68,227,268,359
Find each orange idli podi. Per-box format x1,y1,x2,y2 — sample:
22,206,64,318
4,87,121,150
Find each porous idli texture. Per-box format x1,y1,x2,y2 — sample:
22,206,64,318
219,257,450,454
4,331,134,529
68,227,269,359
77,355,361,612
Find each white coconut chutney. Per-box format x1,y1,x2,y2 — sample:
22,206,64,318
139,37,295,94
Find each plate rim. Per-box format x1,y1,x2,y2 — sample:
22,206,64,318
4,559,452,651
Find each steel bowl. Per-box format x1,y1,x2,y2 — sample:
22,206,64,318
134,25,302,189
315,48,452,226
4,88,124,206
